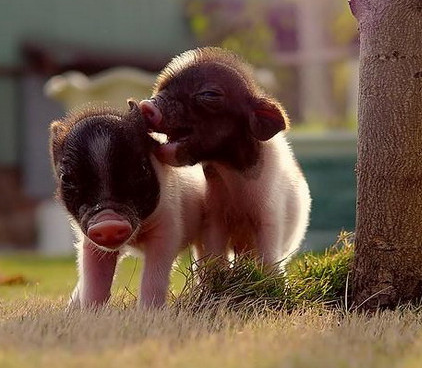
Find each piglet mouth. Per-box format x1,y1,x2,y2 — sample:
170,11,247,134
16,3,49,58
139,99,194,144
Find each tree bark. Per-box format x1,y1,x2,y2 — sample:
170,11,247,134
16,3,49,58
351,0,422,310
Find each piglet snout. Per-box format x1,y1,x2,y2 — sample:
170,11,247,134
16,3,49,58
87,210,132,249
140,100,162,129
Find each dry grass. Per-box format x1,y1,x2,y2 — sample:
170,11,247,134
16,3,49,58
2,234,422,368
2,299,422,368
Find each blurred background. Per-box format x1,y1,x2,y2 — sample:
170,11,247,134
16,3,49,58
0,0,358,255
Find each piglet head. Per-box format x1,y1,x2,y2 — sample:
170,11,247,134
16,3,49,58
141,47,289,169
50,102,160,251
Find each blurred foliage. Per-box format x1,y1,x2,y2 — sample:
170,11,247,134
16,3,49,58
185,0,299,117
331,5,359,45
185,0,276,65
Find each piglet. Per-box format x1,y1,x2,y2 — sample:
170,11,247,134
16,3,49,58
49,100,205,309
141,47,311,267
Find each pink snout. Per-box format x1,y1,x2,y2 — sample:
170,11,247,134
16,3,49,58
140,100,162,129
87,210,133,249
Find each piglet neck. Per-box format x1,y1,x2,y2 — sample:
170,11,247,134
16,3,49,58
215,134,262,172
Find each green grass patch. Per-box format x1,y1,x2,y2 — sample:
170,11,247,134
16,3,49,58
0,253,189,303
175,232,354,314
287,231,353,306
0,255,76,300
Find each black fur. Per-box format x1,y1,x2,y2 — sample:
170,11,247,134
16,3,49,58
50,103,160,235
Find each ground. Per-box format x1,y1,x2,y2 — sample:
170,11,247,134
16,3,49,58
1,246,422,368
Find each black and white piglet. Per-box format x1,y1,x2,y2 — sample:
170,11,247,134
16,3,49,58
50,100,205,308
141,47,311,266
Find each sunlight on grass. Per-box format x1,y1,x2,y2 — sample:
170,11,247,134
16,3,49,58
0,255,76,300
3,234,422,368
1,299,422,368
0,250,190,303
287,231,354,306
0,234,353,307
174,232,354,313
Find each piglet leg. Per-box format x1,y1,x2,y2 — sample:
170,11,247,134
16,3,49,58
69,238,119,309
256,222,284,268
139,237,179,309
201,213,230,262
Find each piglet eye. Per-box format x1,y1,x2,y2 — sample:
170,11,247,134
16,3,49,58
194,87,224,113
195,90,224,110
199,90,222,98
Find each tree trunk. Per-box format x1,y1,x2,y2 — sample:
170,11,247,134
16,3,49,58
351,0,422,310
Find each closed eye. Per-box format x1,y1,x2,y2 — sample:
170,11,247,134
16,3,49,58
195,89,225,110
198,90,223,98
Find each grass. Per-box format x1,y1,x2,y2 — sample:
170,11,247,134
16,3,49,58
2,300,422,368
0,255,76,300
0,252,189,302
287,231,354,307
174,232,354,313
2,232,422,368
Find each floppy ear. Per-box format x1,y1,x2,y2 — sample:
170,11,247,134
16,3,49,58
127,98,142,119
49,120,66,175
127,98,159,149
248,97,289,141
127,98,147,128
127,98,141,115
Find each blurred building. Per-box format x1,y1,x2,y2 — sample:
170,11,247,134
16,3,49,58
0,0,358,253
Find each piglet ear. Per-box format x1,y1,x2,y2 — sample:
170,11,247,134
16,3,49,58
50,120,64,139
127,98,140,113
127,98,150,133
249,97,289,141
49,120,66,173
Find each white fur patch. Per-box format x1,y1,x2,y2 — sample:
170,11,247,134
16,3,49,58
203,132,311,266
89,134,111,194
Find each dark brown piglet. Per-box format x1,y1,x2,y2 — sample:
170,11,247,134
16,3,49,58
50,100,205,309
141,47,311,267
